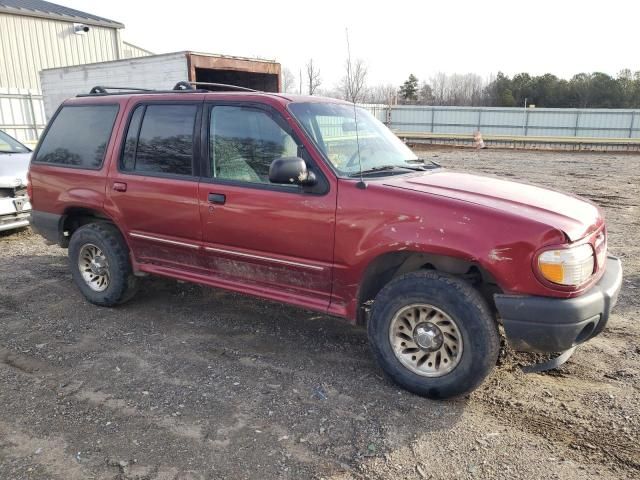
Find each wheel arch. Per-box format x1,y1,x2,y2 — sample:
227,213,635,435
356,250,502,325
60,206,121,248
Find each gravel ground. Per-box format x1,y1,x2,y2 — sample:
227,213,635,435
0,147,638,480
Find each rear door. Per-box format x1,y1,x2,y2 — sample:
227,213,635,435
106,101,205,272
197,101,337,311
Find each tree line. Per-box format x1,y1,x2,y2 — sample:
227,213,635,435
392,70,640,108
283,62,640,109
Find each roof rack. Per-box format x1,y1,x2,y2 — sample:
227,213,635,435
89,86,154,94
77,81,260,97
180,81,259,92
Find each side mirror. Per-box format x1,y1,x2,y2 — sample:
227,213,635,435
269,157,317,186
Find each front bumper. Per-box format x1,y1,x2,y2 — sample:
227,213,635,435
0,196,31,232
494,256,623,352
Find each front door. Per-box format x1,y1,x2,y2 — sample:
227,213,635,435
198,102,336,311
107,101,205,272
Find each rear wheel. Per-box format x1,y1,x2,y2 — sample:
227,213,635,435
68,223,138,306
368,270,499,399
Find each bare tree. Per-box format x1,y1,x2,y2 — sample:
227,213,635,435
341,29,368,103
418,82,434,105
365,83,397,105
281,67,296,93
429,72,448,105
429,72,485,106
342,58,368,103
305,59,322,95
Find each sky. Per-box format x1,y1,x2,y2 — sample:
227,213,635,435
62,0,640,90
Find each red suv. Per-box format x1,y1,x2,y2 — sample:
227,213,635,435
28,84,622,399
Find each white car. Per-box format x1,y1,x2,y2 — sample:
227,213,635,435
0,130,32,232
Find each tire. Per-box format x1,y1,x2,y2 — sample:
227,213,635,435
367,270,499,399
68,223,138,306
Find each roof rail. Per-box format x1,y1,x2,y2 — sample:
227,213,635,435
182,81,259,92
78,85,206,97
173,81,195,91
77,81,259,97
89,86,154,94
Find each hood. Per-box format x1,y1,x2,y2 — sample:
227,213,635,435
384,170,602,242
0,152,31,187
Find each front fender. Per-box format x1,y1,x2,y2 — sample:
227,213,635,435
331,179,565,320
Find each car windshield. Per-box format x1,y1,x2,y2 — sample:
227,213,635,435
288,102,422,176
0,130,30,154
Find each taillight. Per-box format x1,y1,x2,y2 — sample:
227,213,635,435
27,169,33,200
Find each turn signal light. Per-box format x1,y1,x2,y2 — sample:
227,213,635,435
538,244,594,286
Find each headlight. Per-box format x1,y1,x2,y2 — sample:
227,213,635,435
537,244,594,286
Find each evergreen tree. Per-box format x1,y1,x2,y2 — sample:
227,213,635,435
500,88,516,107
399,74,419,103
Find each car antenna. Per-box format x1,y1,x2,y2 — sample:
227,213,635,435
346,27,366,189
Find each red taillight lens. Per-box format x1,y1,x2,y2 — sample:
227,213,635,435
27,169,33,200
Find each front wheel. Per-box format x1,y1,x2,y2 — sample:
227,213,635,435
68,223,138,306
368,271,499,399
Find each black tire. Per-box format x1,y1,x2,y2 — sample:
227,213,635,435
68,223,138,306
368,270,499,399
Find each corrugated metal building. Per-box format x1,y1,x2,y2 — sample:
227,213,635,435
0,0,151,144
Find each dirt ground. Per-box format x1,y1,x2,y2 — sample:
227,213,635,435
0,147,638,480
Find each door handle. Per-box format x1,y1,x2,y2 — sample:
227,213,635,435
208,193,226,205
113,182,127,192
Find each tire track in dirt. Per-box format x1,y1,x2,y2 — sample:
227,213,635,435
0,422,93,480
476,368,640,476
481,397,639,472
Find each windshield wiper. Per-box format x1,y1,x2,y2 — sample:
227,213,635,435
406,158,441,168
348,163,437,177
348,165,410,177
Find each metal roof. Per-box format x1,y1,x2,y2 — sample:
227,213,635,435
0,0,124,28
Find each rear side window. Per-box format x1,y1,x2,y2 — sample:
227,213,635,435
35,105,118,168
121,104,197,176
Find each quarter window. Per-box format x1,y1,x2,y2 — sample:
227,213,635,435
121,106,144,171
35,105,118,168
122,104,197,176
210,106,298,184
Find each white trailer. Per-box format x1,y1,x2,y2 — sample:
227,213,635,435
40,51,281,118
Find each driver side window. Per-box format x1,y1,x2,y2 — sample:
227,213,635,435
210,106,298,184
